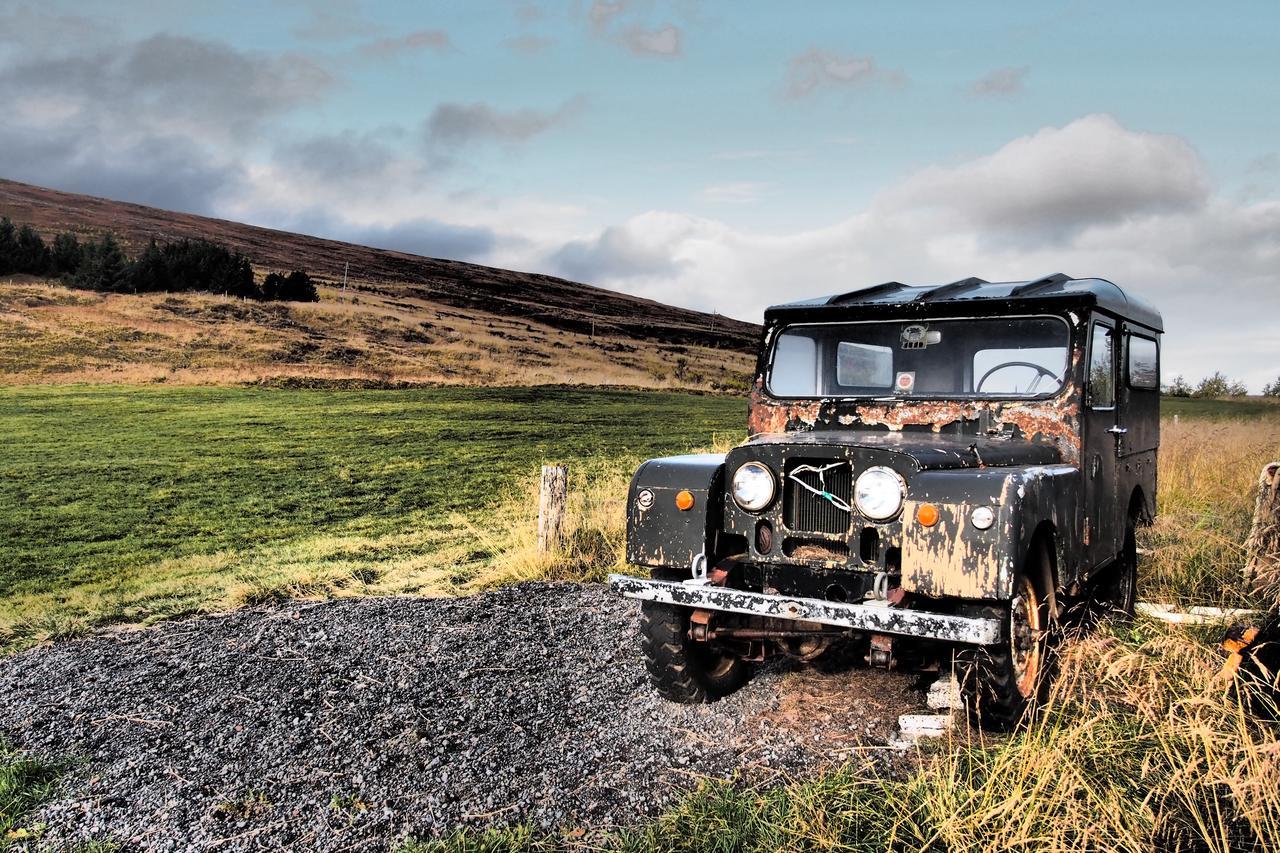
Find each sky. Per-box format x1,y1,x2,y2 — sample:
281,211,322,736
1,0,1278,389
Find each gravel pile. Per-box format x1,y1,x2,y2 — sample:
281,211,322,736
0,582,926,850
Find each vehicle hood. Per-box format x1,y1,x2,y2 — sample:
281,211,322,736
739,430,1062,471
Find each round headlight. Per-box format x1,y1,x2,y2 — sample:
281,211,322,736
731,462,775,512
854,466,906,521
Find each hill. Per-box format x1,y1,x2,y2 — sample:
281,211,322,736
0,179,758,388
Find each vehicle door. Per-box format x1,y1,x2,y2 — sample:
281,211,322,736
1081,316,1122,567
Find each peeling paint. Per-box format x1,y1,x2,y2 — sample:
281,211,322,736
608,574,1003,644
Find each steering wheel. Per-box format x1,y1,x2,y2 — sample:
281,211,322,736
976,360,1058,394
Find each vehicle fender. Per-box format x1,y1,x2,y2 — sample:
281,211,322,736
625,453,726,571
901,465,1080,600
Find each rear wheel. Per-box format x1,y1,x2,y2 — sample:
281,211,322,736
1092,517,1138,620
959,536,1056,730
639,602,752,703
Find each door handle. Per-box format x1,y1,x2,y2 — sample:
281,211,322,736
1106,426,1128,435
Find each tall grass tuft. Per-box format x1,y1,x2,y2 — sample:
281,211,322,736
466,432,744,591
463,456,639,589
0,739,62,840
1144,418,1280,609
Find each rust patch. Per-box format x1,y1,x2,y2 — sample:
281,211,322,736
748,383,1082,463
1000,395,1081,463
747,385,822,436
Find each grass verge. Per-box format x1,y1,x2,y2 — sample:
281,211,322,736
0,740,60,845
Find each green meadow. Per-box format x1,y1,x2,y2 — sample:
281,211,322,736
0,385,744,650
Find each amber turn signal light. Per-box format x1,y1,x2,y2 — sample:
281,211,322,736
675,490,695,511
916,503,940,527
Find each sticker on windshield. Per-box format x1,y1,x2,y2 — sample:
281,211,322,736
894,371,916,393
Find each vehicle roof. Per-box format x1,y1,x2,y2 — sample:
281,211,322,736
766,273,1163,332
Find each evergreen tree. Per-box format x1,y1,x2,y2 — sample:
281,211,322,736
128,239,170,293
261,272,287,301
76,234,129,292
50,233,84,277
0,218,16,275
281,270,318,302
14,225,51,274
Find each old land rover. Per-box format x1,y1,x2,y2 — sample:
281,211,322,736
609,274,1162,728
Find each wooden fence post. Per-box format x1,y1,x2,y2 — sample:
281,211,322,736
538,464,568,553
1244,461,1280,601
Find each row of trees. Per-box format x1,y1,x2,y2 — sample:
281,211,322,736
0,217,318,302
1164,372,1280,398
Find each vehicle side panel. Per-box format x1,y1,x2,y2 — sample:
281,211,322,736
902,466,1081,599
625,454,725,569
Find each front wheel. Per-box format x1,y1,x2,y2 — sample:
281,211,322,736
639,602,752,703
959,536,1056,730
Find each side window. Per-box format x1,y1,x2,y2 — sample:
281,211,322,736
1128,334,1159,389
1087,322,1115,408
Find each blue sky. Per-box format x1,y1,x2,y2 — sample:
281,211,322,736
2,1,1278,387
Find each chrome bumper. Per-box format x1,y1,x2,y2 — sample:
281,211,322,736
608,574,1002,645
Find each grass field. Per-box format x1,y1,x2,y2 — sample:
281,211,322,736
0,385,743,650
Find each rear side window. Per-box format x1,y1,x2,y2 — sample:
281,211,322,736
1087,322,1115,408
1128,335,1159,389
836,342,893,388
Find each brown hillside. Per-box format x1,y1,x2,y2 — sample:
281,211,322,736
0,180,759,389
0,179,757,351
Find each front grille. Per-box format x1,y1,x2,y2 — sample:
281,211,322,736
784,460,853,535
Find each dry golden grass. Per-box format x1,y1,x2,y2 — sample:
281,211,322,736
891,625,1280,852
467,432,744,590
1144,418,1280,609
0,279,754,391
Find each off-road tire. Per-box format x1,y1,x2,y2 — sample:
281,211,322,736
958,536,1056,730
639,601,752,703
1091,517,1139,620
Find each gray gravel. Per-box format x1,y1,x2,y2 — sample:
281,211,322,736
0,582,926,851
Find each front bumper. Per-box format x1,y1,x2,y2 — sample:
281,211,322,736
608,574,1003,645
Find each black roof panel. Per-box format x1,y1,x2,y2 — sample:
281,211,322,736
768,274,1162,331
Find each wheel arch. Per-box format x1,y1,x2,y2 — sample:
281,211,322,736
1128,485,1152,527
1022,520,1060,607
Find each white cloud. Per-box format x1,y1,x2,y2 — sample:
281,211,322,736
543,115,1280,391
784,49,905,99
624,24,681,57
424,96,587,151
969,66,1029,97
358,30,452,58
883,114,1209,241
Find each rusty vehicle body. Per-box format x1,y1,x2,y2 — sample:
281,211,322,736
610,273,1163,727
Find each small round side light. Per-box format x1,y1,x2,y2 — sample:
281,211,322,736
916,503,940,527
970,506,995,530
675,490,696,511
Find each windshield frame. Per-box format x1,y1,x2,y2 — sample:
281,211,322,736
764,313,1074,402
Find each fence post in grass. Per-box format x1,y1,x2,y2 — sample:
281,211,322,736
538,464,568,554
1245,461,1280,602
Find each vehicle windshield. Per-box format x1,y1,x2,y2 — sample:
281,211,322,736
768,316,1070,399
